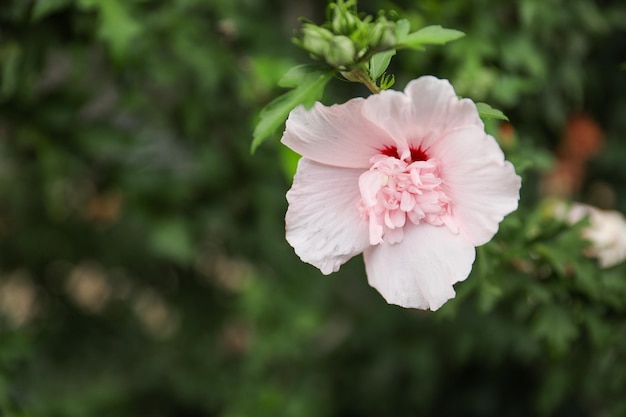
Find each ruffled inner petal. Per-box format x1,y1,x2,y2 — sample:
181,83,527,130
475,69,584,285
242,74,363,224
357,156,455,245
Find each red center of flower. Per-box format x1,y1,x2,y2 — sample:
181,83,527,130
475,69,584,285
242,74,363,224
380,145,429,163
358,153,458,245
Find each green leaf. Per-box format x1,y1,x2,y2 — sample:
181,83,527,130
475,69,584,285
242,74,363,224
532,305,579,355
398,25,465,50
0,43,21,99
76,0,97,7
394,19,411,43
379,73,395,90
369,49,396,80
32,0,72,21
77,0,141,60
251,69,333,152
150,220,194,264
475,102,510,121
278,64,324,88
279,146,301,180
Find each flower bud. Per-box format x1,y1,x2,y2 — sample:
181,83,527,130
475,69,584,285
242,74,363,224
368,21,396,50
301,25,334,58
324,35,356,67
331,5,360,35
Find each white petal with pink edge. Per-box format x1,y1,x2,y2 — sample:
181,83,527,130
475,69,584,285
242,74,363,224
364,223,476,310
281,99,394,169
286,158,370,274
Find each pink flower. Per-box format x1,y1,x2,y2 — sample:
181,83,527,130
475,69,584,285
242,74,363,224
281,76,521,310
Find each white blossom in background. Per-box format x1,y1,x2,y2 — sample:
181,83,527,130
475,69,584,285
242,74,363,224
559,202,626,268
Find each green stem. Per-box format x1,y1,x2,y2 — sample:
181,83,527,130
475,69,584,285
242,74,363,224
351,68,380,94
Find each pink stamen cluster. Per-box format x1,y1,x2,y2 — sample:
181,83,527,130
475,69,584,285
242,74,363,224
358,154,458,245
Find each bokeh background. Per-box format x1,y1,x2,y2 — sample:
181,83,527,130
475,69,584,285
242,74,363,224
1,0,626,416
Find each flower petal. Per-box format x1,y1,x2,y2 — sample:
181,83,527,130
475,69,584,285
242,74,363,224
404,76,484,134
434,126,521,246
364,224,475,310
359,88,413,156
281,99,394,168
361,76,483,155
286,158,370,274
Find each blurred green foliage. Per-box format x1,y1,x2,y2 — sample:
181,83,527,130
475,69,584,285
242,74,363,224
1,0,626,416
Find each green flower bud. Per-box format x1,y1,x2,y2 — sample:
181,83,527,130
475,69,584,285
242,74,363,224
368,21,396,50
331,5,360,35
301,24,334,58
324,35,356,67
